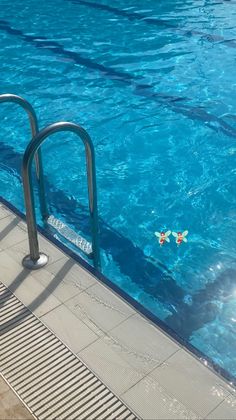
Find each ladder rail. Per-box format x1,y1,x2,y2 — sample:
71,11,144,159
22,121,101,271
0,94,48,219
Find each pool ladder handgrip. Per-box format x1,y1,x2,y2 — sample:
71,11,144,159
0,94,101,271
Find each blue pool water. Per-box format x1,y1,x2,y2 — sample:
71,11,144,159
1,0,236,382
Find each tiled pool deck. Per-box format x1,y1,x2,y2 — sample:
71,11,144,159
1,202,236,419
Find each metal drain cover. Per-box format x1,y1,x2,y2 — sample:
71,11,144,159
0,282,138,420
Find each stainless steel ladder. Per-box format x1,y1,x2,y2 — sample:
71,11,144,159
0,94,101,270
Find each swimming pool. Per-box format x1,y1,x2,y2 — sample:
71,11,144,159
1,0,236,383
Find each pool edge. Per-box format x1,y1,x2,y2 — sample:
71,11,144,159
1,194,235,391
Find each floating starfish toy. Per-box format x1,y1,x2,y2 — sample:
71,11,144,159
172,230,188,245
155,230,171,246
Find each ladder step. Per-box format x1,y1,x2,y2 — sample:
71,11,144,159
47,215,92,257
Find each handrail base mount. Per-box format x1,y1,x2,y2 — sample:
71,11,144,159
22,253,49,270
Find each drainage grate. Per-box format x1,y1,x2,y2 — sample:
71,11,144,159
0,282,138,420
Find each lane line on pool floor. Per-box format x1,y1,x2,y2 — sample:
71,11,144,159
71,0,236,48
0,19,236,139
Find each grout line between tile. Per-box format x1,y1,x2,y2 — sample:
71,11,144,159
76,335,101,355
0,213,12,221
106,311,137,334
40,301,103,345
37,300,63,318
203,399,226,419
120,363,203,419
46,256,68,267
119,348,181,399
60,286,93,306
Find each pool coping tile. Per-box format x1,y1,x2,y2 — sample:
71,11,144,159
147,348,231,418
65,281,136,337
206,393,236,419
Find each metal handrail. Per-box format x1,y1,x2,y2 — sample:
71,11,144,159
0,94,48,219
22,121,101,270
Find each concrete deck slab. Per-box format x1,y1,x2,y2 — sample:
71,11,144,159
0,251,62,317
41,303,99,353
121,374,200,420
79,334,145,395
104,314,180,375
65,281,136,337
206,395,236,419
33,256,96,303
0,214,27,250
147,349,230,418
